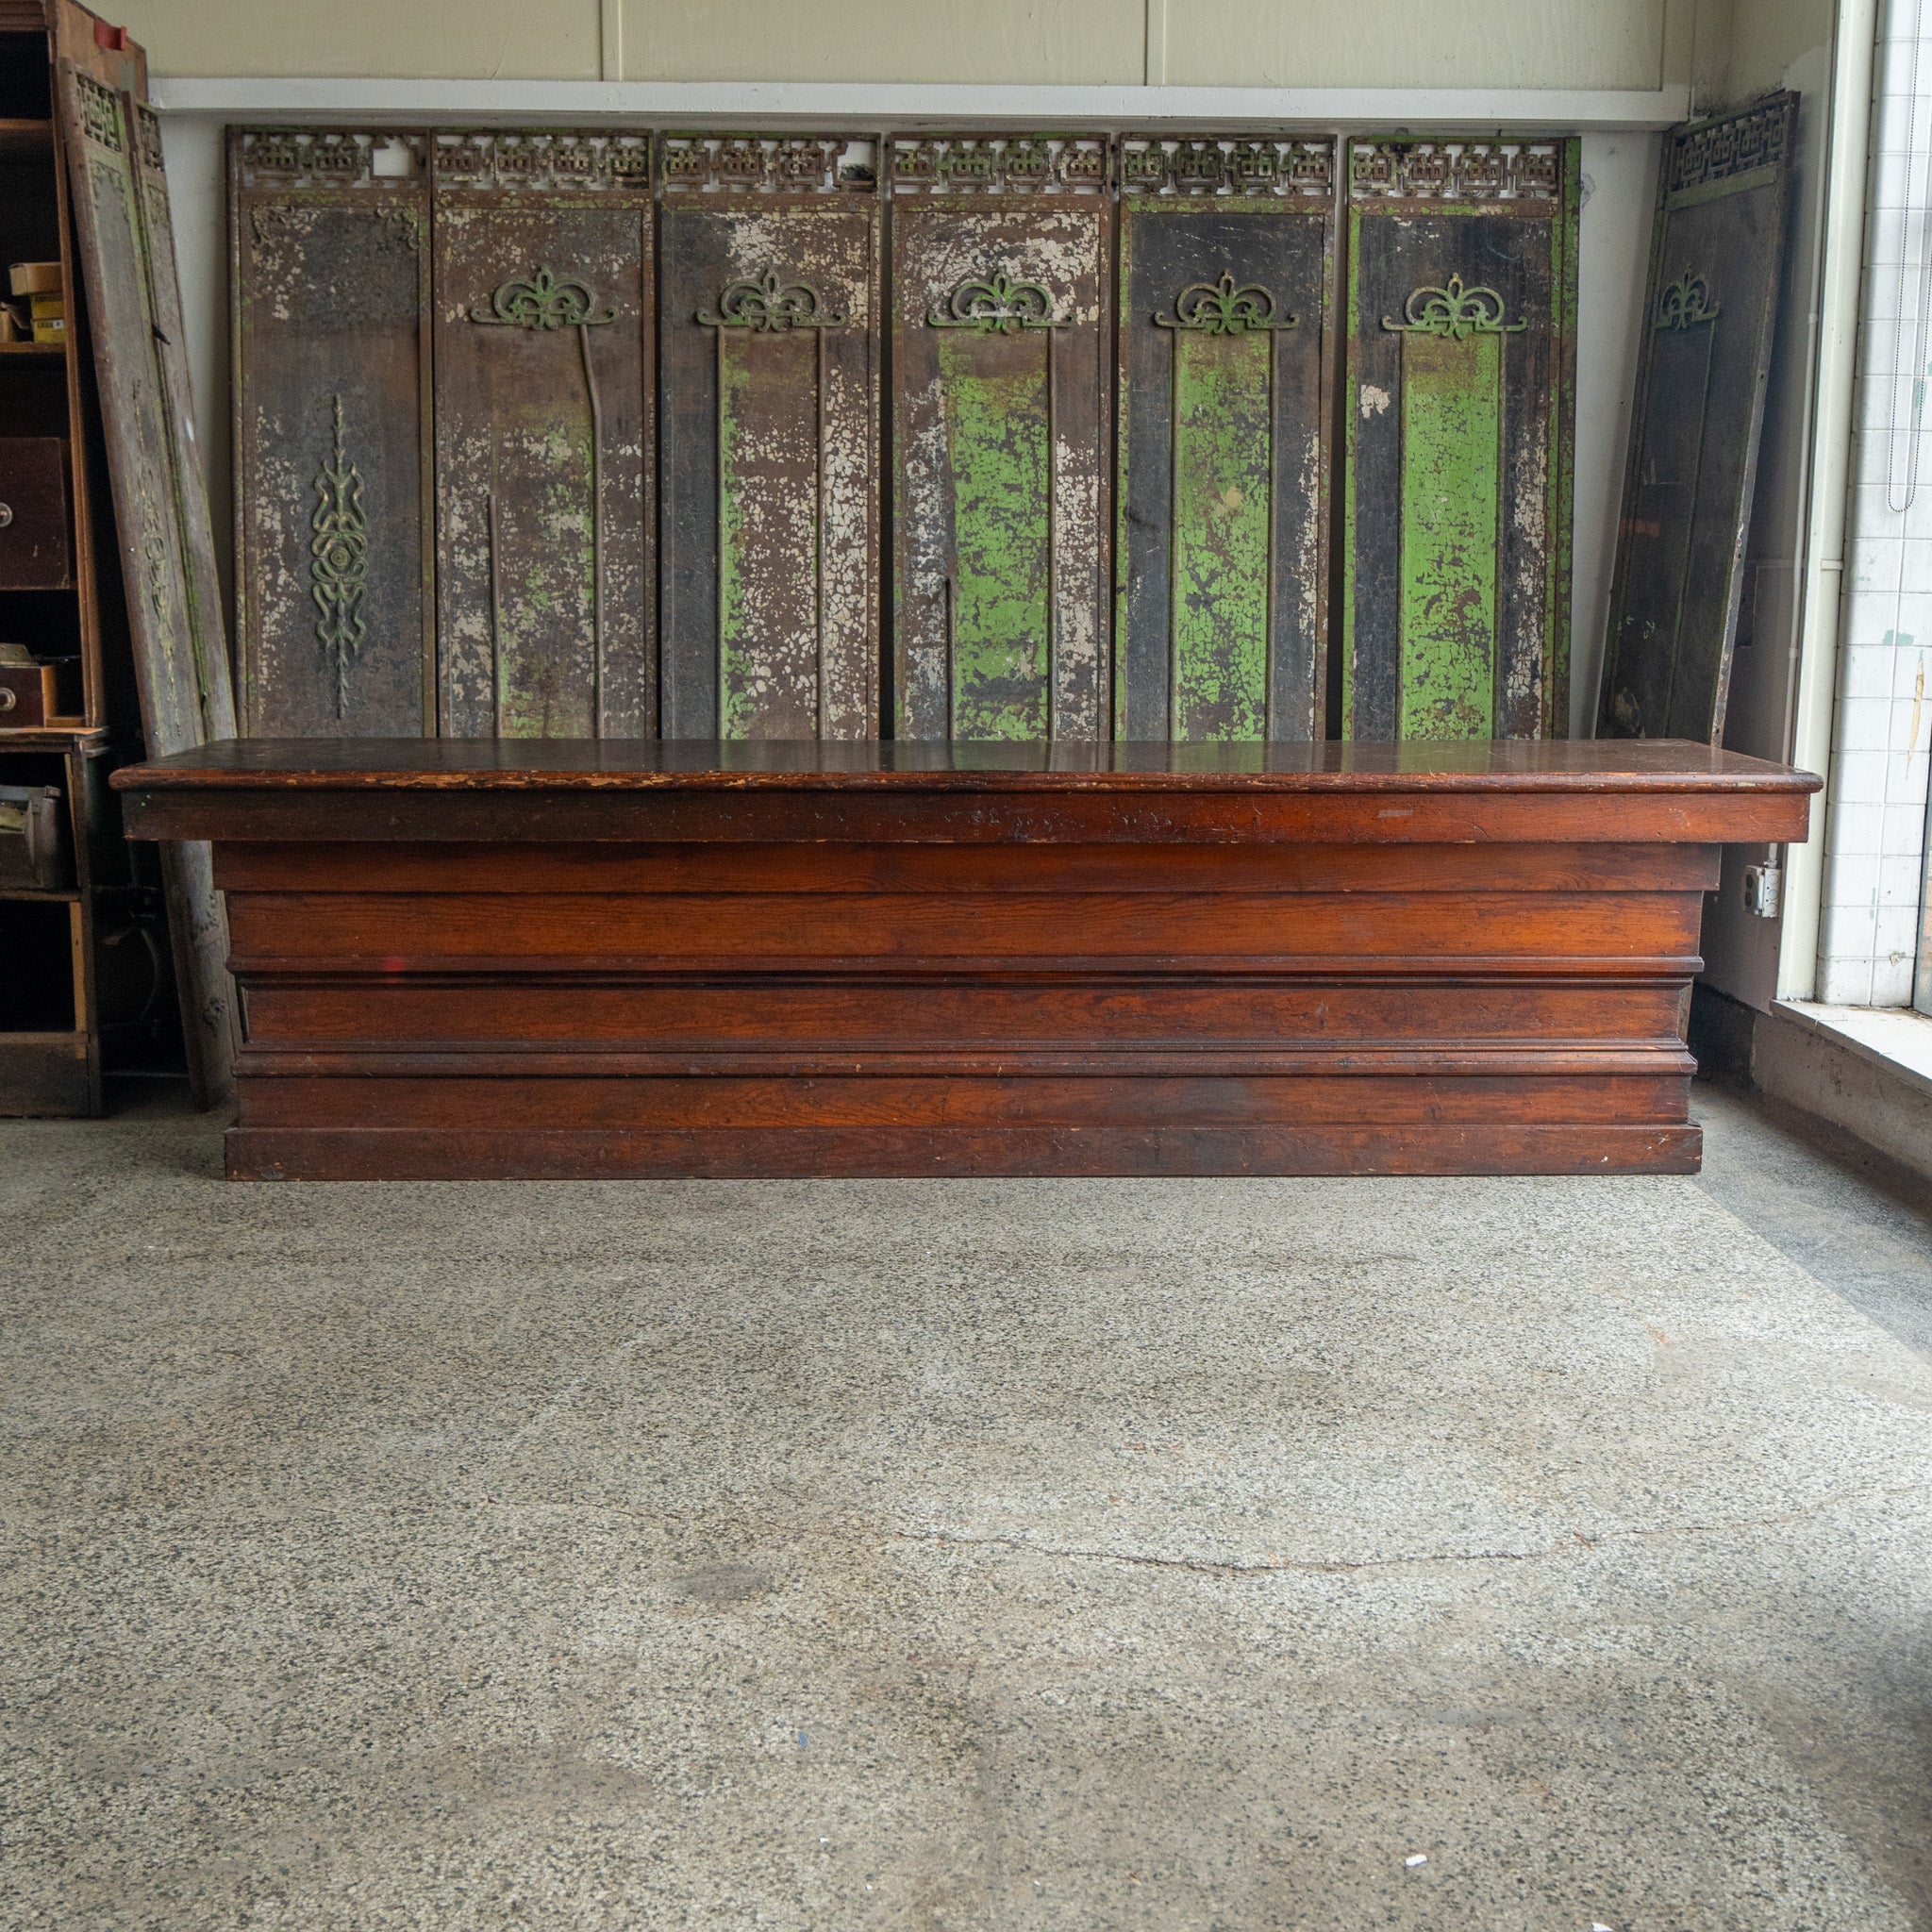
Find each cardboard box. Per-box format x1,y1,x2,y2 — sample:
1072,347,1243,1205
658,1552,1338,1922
8,262,61,297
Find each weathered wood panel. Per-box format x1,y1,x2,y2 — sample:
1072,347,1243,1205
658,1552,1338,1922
431,133,655,739
59,62,240,1102
1598,97,1796,743
230,128,433,736
1116,138,1335,742
1342,139,1579,741
658,136,879,740
891,135,1111,741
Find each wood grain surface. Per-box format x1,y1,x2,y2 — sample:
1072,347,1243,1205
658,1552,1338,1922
114,739,1817,1180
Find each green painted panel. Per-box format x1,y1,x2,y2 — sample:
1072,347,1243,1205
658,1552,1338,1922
1398,329,1499,738
940,333,1052,740
1171,329,1272,740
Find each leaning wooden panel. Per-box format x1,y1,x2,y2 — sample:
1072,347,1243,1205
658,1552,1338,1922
1598,97,1796,744
1342,139,1579,741
658,136,880,740
59,63,240,1101
1116,137,1335,741
891,135,1112,741
230,128,433,736
432,132,655,739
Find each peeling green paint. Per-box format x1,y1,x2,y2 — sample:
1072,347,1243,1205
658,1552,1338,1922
940,333,1051,740
1171,329,1271,739
1398,330,1499,738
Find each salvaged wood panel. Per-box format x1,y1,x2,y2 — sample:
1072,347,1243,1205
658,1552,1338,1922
230,127,433,736
1598,97,1797,743
1342,139,1579,741
432,132,655,739
890,135,1111,741
658,136,880,740
1116,137,1335,741
112,738,1820,1181
60,62,239,1100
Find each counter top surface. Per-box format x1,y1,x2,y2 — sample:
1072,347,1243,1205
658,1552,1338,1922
114,739,1822,793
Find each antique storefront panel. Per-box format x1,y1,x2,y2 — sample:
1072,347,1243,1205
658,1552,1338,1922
1116,137,1334,742
62,64,240,1098
432,132,654,739
1342,139,1578,741
891,135,1111,741
230,127,433,736
658,135,880,740
1598,97,1796,743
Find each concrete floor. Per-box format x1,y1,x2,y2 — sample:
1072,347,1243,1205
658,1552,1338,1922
4,1089,1931,1931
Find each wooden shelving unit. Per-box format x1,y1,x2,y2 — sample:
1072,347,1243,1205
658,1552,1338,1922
0,7,173,1114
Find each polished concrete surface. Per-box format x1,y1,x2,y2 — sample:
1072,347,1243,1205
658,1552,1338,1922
4,1089,1931,1930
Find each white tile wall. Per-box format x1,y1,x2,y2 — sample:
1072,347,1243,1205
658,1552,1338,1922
1819,0,1932,1008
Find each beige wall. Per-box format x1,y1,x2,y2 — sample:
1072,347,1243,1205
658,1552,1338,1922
108,0,602,79
116,0,1707,86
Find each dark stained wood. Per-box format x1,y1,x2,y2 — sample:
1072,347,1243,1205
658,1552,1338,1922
1599,97,1797,743
229,128,435,736
114,739,1818,1180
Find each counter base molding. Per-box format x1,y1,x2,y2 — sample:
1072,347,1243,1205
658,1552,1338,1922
111,741,1817,1182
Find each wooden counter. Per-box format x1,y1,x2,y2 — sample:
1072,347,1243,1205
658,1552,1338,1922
113,740,1818,1180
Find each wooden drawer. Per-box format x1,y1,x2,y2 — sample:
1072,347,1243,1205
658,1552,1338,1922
0,439,73,591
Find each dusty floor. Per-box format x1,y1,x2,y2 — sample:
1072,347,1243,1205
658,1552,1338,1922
4,1086,1931,1931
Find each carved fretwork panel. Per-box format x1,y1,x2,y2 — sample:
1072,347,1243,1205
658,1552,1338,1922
658,136,881,740
890,135,1111,741
1342,138,1579,741
1599,95,1797,744
431,133,655,739
230,127,434,736
1116,138,1336,742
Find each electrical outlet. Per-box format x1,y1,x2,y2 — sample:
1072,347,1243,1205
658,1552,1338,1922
1741,858,1782,919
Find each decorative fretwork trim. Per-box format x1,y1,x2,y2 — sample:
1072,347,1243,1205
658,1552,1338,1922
1155,273,1294,334
470,267,617,330
310,393,367,721
927,272,1065,333
1668,101,1790,194
1349,139,1563,203
1656,271,1720,330
74,71,122,152
698,269,846,333
1120,137,1332,199
236,128,429,191
889,135,1109,196
1383,275,1527,340
432,131,652,191
659,134,876,195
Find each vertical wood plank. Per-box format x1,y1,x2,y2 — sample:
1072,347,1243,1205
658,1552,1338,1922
890,135,1111,742
1598,97,1797,744
430,132,655,740
60,62,240,1099
229,128,434,736
1341,139,1578,742
1116,137,1335,742
658,136,880,741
